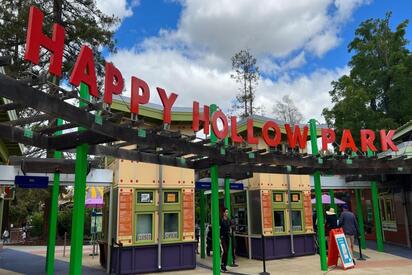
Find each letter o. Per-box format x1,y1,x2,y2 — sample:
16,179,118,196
262,121,281,147
211,111,228,139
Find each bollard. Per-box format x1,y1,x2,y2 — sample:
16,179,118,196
259,234,270,275
63,232,67,257
357,236,366,261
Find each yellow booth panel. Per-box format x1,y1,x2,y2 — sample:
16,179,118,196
289,175,311,190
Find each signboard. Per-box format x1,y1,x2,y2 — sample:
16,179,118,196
118,188,133,237
1,186,15,200
195,181,244,190
327,228,354,270
15,175,48,188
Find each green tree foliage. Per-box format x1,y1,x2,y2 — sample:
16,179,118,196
231,49,260,119
323,13,412,143
0,0,118,81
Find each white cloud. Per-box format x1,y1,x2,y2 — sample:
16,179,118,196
106,0,368,123
97,0,139,25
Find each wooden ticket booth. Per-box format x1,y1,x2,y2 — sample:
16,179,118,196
104,160,196,274
232,174,315,260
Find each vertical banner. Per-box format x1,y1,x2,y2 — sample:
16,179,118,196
261,190,273,235
118,188,133,245
303,191,313,232
182,189,194,240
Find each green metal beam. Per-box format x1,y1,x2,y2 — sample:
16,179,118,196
69,83,90,275
45,118,63,274
367,150,384,252
355,189,366,249
329,189,337,214
210,104,221,275
309,119,327,271
200,190,206,258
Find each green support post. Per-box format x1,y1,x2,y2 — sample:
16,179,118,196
309,119,327,271
45,118,63,274
367,150,384,252
210,104,221,275
355,189,366,249
224,137,233,266
69,83,90,275
200,190,206,259
329,189,337,214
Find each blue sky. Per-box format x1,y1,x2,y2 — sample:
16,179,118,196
97,0,412,122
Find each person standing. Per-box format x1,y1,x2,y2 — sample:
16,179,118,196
339,205,359,257
206,224,213,256
220,208,230,272
325,208,338,246
2,229,9,244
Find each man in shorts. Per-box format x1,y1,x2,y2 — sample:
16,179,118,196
339,204,359,263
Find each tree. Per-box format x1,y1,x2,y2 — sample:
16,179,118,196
0,0,119,238
323,13,412,144
273,95,303,125
231,49,260,118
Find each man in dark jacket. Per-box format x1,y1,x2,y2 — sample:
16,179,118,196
220,208,230,272
339,204,359,256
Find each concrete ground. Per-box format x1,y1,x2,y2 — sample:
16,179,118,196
0,242,411,274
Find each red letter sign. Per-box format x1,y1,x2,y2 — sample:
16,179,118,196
380,130,398,152
262,121,281,147
24,6,65,77
211,111,229,139
103,62,124,104
130,77,150,115
321,128,335,151
339,129,357,152
247,119,259,144
230,116,243,143
69,45,98,98
285,124,308,149
192,101,210,135
157,87,178,124
360,129,377,152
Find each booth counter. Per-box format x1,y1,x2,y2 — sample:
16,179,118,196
104,160,196,274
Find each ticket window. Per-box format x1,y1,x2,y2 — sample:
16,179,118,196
272,191,287,234
290,191,304,233
134,190,156,244
232,192,248,234
162,190,181,242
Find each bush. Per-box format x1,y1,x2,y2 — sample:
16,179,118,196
30,212,43,237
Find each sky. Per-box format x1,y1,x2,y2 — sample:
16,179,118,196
96,0,412,123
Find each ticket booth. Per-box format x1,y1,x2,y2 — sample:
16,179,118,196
234,174,315,260
104,160,196,274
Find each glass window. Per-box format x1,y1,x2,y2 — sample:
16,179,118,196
273,210,285,233
273,192,283,203
164,213,179,240
385,199,395,221
291,210,303,231
291,192,301,202
164,191,179,203
136,213,153,241
137,191,154,204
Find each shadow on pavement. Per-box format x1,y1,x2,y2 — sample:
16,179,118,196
366,240,412,260
0,247,106,275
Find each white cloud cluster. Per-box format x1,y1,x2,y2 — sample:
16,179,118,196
107,0,369,122
97,0,139,25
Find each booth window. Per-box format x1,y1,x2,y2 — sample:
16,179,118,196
137,191,154,204
273,210,285,232
164,191,179,204
291,210,303,231
273,192,284,203
163,212,179,240
136,213,153,241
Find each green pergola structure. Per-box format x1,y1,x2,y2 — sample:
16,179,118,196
0,72,404,274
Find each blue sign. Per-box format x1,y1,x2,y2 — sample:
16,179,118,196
195,182,211,190
195,182,244,190
335,234,354,268
15,175,49,188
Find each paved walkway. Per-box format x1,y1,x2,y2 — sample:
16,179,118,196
0,243,411,274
